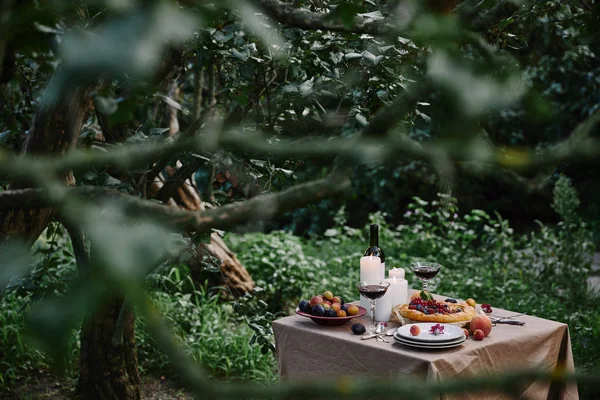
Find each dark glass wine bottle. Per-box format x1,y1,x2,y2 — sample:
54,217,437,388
364,224,385,267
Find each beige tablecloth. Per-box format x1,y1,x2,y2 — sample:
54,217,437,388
273,294,578,400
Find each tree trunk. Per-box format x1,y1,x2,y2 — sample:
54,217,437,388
76,299,140,400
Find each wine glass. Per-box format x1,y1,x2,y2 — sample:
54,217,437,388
355,280,391,333
409,262,442,293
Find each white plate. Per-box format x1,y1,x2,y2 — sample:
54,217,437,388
396,323,465,343
394,334,465,346
394,336,466,349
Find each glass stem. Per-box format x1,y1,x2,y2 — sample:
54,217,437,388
370,299,376,327
422,280,428,292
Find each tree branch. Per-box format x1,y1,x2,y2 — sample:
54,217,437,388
0,173,350,233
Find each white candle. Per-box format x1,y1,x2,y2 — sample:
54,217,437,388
359,256,384,312
387,275,408,307
389,267,405,279
375,287,393,322
375,271,408,322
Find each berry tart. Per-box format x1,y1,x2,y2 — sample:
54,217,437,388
393,298,476,324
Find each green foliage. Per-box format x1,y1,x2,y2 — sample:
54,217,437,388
136,282,276,382
0,294,45,385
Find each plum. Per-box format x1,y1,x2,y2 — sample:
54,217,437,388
325,308,337,317
311,305,325,316
347,305,359,316
351,323,366,335
445,298,457,303
298,300,311,313
309,296,323,307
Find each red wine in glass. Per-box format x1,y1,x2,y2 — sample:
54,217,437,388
357,285,388,300
356,280,390,333
410,262,442,292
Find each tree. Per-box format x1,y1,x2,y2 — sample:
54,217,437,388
1,0,599,399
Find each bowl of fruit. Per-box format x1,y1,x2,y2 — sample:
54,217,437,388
296,291,367,326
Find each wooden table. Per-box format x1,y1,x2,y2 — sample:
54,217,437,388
273,294,578,400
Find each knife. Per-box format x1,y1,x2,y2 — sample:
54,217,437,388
491,318,525,325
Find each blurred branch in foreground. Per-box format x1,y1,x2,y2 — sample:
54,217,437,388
0,174,350,233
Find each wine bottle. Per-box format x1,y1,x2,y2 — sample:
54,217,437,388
364,224,385,268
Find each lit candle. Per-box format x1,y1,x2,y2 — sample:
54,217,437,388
389,268,409,307
375,269,408,322
359,256,384,312
389,267,405,280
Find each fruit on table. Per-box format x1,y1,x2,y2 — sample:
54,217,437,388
336,310,347,317
323,291,334,301
473,329,485,341
331,303,341,312
463,328,469,338
323,300,332,306
481,303,493,313
332,296,342,304
298,300,311,313
322,303,331,311
466,298,476,307
341,304,349,313
325,308,337,318
347,305,360,316
469,314,492,337
310,296,324,307
410,325,421,336
351,323,366,335
311,305,325,316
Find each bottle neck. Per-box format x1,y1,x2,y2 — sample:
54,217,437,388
370,225,379,247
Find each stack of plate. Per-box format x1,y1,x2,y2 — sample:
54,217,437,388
394,323,466,349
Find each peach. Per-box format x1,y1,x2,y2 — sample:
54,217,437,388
331,303,341,312
332,296,342,304
323,291,334,301
347,305,359,316
323,300,332,306
469,314,492,337
336,310,347,317
410,325,420,336
466,298,476,307
309,296,323,307
463,328,469,339
473,329,485,340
